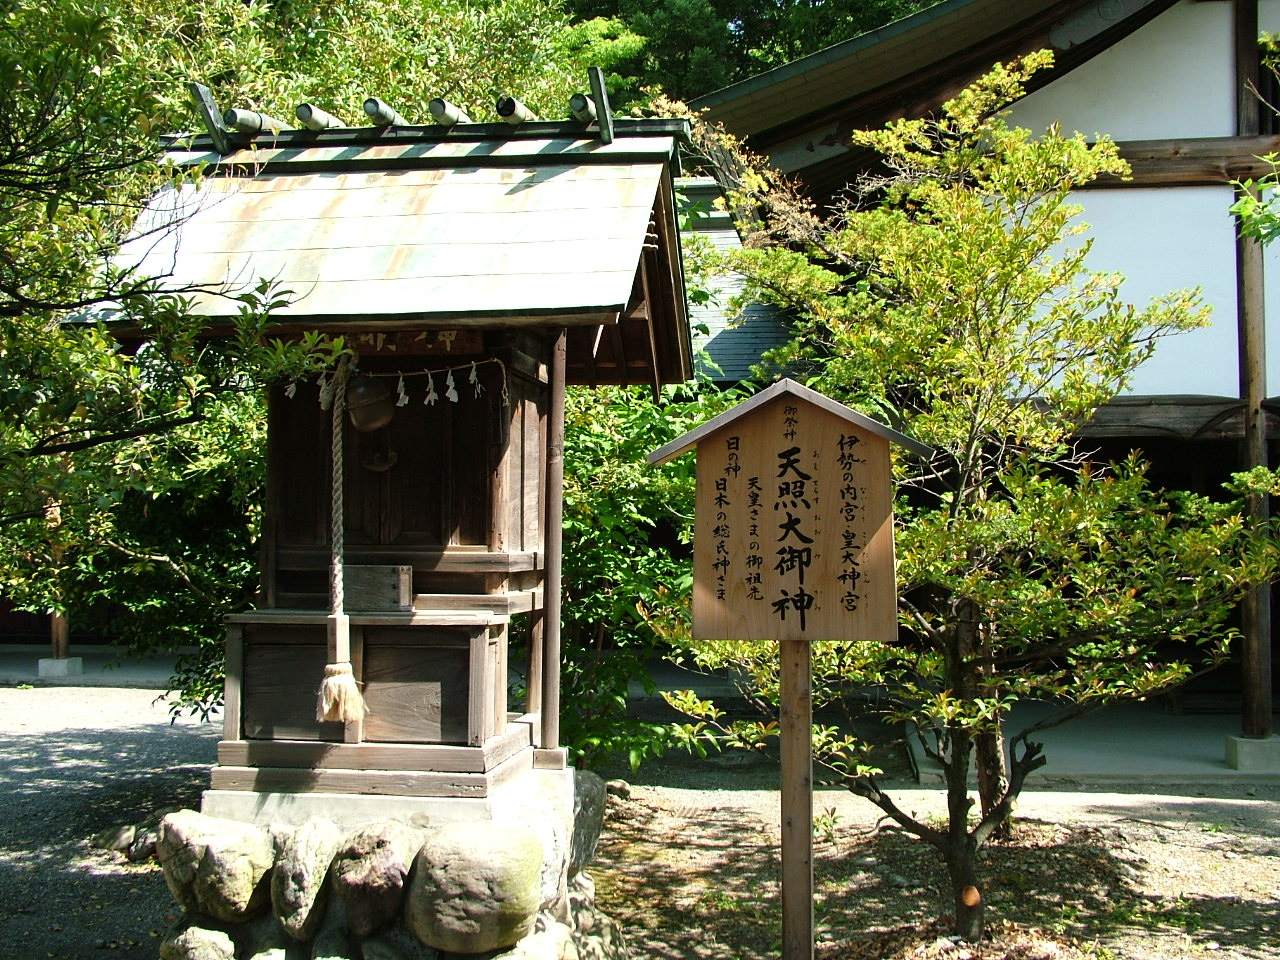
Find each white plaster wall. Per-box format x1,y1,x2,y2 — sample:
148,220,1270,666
1259,0,1280,35
1067,186,1239,397
1007,0,1233,141
1265,229,1280,394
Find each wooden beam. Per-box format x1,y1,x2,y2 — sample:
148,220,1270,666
187,82,233,155
49,611,68,660
780,636,814,960
273,547,542,573
208,749,532,796
215,724,533,773
638,256,663,402
651,176,694,383
1236,0,1262,137
1087,135,1280,188
224,623,244,742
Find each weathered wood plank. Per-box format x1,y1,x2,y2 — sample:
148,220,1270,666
229,609,501,627
361,641,470,744
273,548,541,573
532,747,568,770
343,565,413,612
346,626,364,745
468,632,487,746
215,723,533,772
412,591,539,614
224,624,244,742
208,765,491,797
242,640,345,742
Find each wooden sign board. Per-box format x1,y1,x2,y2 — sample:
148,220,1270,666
651,380,931,645
651,379,928,644
691,393,896,643
649,379,928,960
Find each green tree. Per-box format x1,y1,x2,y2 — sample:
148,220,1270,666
568,0,937,99
0,0,638,716
560,380,746,768
666,52,1280,940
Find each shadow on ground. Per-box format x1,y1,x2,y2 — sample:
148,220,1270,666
0,719,217,960
592,785,1280,960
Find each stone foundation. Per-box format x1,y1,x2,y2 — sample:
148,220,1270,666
37,656,83,677
1226,734,1280,771
153,770,623,960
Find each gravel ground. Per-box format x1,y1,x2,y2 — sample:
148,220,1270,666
591,748,1280,960
2,683,1278,960
0,685,218,960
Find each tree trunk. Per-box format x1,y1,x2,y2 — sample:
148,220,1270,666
975,626,1011,839
942,599,987,939
945,844,985,941
975,731,1009,834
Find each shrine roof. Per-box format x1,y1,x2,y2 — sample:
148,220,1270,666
115,117,695,386
691,0,1179,203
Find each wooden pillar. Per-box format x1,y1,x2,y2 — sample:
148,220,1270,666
540,329,567,752
779,636,814,960
1235,0,1274,739
50,611,69,660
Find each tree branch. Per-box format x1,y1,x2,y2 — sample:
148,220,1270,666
102,538,214,603
971,736,1046,849
25,411,205,456
834,767,948,850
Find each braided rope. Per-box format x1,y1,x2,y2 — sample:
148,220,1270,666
330,358,348,617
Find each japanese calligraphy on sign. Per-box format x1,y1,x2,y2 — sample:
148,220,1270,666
650,379,927,644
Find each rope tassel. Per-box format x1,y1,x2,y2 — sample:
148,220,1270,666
316,359,368,723
317,663,365,721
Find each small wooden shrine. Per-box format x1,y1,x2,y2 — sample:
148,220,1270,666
118,85,693,812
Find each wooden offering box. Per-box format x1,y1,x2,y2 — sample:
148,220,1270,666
216,610,527,798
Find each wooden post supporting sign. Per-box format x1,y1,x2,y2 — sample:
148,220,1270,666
779,633,814,957
651,379,928,960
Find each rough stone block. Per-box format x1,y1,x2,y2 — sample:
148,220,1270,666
570,771,606,876
331,821,424,937
159,922,237,960
157,810,273,923
271,817,342,941
406,822,543,954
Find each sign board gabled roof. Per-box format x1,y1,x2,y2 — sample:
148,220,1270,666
118,120,695,387
648,377,931,464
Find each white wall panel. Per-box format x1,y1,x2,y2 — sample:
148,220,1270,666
1007,1,1233,142
1258,0,1280,34
1069,186,1239,397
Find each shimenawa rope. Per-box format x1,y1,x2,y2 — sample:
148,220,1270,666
316,357,367,722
